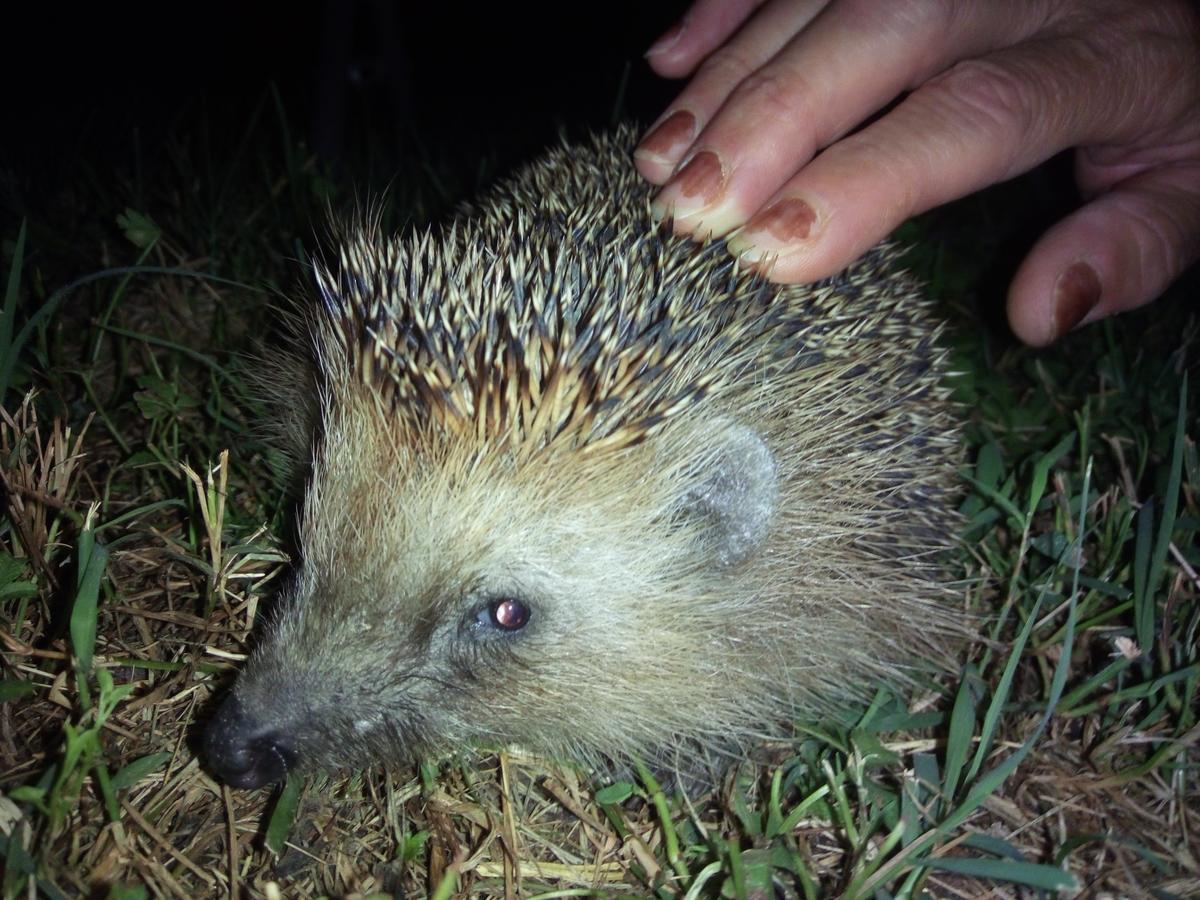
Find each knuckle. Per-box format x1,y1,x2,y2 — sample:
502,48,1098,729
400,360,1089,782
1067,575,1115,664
727,66,811,122
1130,208,1180,277
899,0,959,34
925,58,1038,137
1124,188,1200,277
695,47,756,86
835,134,921,218
1095,183,1197,302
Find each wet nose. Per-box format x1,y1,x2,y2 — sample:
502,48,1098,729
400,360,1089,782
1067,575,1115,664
204,695,298,789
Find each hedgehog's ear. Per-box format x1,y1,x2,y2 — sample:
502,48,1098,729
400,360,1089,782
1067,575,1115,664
679,424,779,568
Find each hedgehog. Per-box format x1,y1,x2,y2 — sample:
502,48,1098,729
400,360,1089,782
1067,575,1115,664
204,127,964,790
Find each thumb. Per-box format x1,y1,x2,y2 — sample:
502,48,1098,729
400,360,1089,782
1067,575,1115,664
1007,160,1200,346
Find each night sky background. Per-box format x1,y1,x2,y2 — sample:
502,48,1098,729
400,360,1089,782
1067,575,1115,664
4,3,688,217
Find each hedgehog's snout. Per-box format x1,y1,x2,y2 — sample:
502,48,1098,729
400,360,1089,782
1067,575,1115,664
205,695,298,789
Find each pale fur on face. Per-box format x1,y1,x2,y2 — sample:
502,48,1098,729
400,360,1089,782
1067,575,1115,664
234,361,959,774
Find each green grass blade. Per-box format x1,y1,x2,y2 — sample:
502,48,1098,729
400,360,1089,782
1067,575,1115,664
0,680,36,703
954,462,1088,825
1133,499,1154,655
964,591,1043,784
1026,432,1074,519
778,784,832,834
0,220,27,394
70,516,109,678
111,752,172,791
960,474,1024,528
1148,373,1188,631
95,499,187,535
264,775,303,856
430,867,460,900
940,665,979,807
914,856,1079,891
961,832,1026,860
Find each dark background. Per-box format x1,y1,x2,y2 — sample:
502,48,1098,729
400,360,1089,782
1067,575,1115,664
4,3,686,206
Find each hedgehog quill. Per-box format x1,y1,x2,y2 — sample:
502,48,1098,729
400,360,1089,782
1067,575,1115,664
204,129,965,789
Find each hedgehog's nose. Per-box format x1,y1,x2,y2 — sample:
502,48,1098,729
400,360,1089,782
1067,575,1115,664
204,696,298,789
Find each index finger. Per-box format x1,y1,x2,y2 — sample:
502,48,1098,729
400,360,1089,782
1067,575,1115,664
645,0,771,78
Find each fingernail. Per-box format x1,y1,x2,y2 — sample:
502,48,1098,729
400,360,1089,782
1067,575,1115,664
670,150,726,208
646,20,686,57
745,198,817,243
1052,261,1101,337
728,198,818,263
636,110,696,164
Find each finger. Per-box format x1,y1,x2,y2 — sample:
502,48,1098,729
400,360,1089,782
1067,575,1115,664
725,37,1132,283
645,0,768,79
648,0,1046,236
1007,161,1200,346
636,0,830,184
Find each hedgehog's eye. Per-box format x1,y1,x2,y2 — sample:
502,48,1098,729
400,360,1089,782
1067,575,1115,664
480,596,529,632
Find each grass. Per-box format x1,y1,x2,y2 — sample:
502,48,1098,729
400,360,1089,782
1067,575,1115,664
1,98,1197,898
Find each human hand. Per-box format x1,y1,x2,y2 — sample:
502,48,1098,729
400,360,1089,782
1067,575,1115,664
636,0,1200,345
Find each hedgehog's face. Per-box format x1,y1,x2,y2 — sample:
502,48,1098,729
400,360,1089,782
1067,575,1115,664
205,398,780,789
